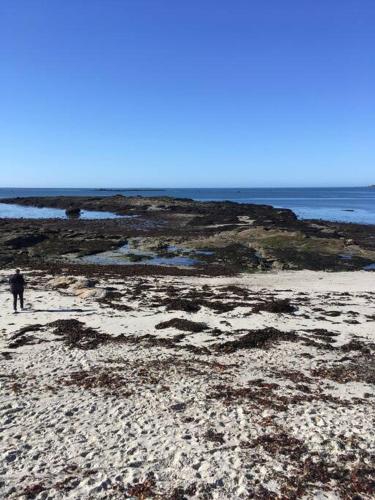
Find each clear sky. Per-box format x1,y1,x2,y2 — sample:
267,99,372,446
0,0,374,188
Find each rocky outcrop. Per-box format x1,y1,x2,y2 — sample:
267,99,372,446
49,276,97,289
48,275,107,299
4,234,47,249
1,195,299,227
65,207,81,218
74,288,108,299
1,195,375,273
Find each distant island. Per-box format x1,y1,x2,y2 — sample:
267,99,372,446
96,188,167,192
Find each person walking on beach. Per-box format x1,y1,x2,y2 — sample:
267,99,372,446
9,269,26,313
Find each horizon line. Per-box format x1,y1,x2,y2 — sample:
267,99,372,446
0,185,373,190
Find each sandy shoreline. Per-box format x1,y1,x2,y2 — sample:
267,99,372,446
1,269,374,499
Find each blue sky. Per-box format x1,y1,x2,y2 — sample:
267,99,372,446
0,0,374,188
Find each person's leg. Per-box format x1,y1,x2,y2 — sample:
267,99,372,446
12,292,17,311
19,291,24,309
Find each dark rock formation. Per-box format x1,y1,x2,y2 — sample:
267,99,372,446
1,195,375,273
65,207,81,218
4,234,47,249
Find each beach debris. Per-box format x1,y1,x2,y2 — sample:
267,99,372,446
204,429,225,444
113,332,211,355
159,295,250,313
49,319,110,349
7,321,110,350
57,358,215,396
155,318,209,333
216,327,296,352
59,369,132,396
1,351,13,359
245,446,375,498
20,482,46,498
126,478,156,499
311,360,375,384
202,300,243,313
251,432,308,460
170,402,187,412
274,370,313,385
252,298,296,314
164,298,201,313
220,285,250,298
8,324,44,348
324,310,342,317
341,339,375,354
208,380,341,410
304,328,339,338
96,288,134,311
207,383,286,410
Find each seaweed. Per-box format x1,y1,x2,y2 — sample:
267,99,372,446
251,433,308,461
155,318,209,333
312,361,375,385
252,299,296,314
126,479,156,499
19,483,46,499
7,324,44,348
49,319,111,350
215,328,297,353
164,298,201,313
204,429,225,444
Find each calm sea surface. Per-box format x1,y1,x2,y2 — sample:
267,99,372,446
0,187,375,224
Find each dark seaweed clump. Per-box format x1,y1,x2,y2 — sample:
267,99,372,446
216,327,297,353
160,295,249,313
49,319,111,350
204,429,225,444
7,320,109,350
7,324,44,348
59,369,132,396
251,433,308,461
155,318,209,333
312,360,375,385
246,439,375,499
252,298,296,314
164,298,201,313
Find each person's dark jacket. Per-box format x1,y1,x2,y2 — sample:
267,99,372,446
9,274,25,293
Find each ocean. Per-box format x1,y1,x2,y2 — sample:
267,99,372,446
0,187,375,224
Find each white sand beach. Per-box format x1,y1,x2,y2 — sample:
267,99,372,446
1,270,374,499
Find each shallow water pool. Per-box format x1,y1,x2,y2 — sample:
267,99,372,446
82,253,198,266
0,203,128,219
81,241,202,267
